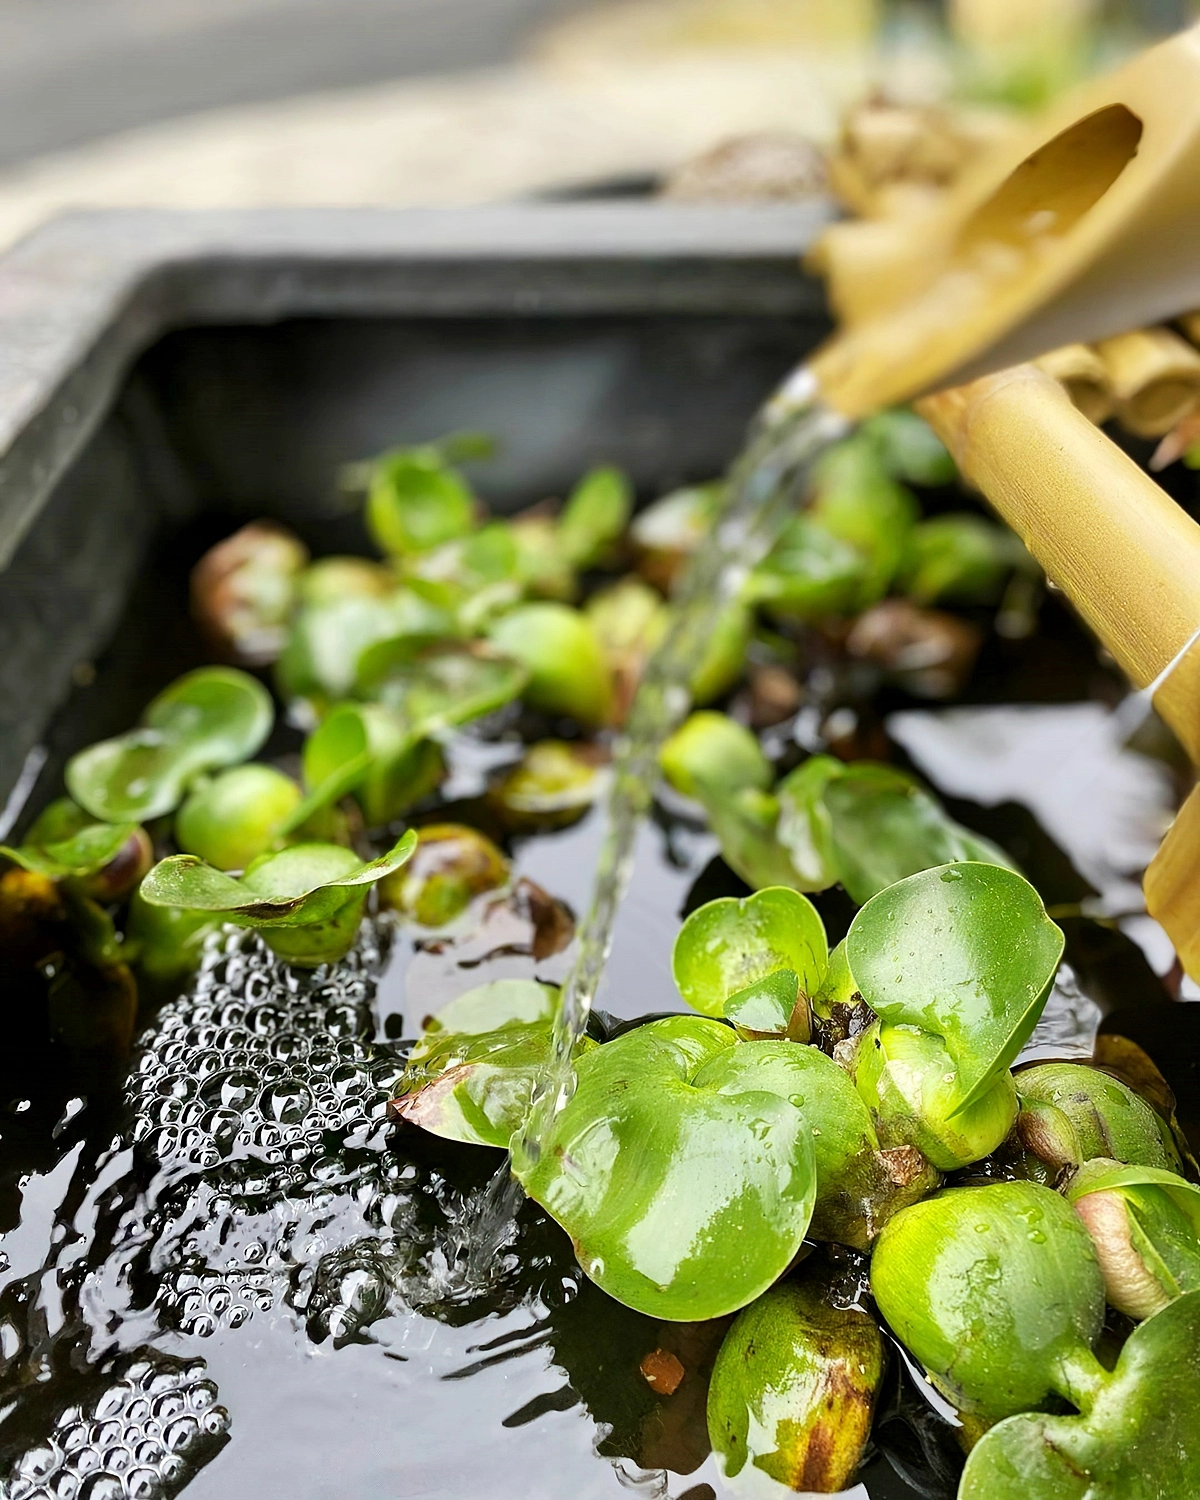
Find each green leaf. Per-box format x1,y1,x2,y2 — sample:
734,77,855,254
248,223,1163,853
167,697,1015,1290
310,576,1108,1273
846,863,1064,1112
852,1018,1018,1170
1065,1160,1200,1318
394,979,562,1148
707,788,811,893
898,513,1025,605
376,644,528,735
365,446,476,556
744,516,869,621
871,1182,1105,1424
777,756,1015,905
689,601,752,705
707,1271,885,1495
722,970,798,1035
672,887,828,1019
276,592,451,706
809,438,920,608
558,466,632,568
512,1016,817,1321
659,711,772,802
960,1291,1200,1499
138,833,416,967
2,812,138,881
140,833,416,923
175,764,301,871
400,522,522,633
858,408,957,486
66,667,273,822
488,603,613,726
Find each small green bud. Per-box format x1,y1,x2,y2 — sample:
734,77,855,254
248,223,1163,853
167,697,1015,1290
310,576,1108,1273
487,741,609,831
852,1019,1017,1171
708,1272,884,1494
1016,1062,1180,1174
1066,1160,1200,1320
176,764,302,871
377,823,509,926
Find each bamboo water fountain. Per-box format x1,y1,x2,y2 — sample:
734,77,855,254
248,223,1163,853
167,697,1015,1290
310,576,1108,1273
779,20,1200,980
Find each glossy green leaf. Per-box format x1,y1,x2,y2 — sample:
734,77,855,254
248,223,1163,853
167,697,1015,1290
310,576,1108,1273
708,1271,884,1495
512,1016,817,1321
394,979,561,1147
722,970,798,1035
846,863,1064,1112
852,1018,1018,1170
960,1291,1200,1499
871,1182,1105,1423
66,668,273,822
777,756,1015,905
365,445,476,556
140,833,416,923
659,711,772,802
672,888,827,1019
1016,1063,1180,1174
558,465,632,568
138,832,416,966
488,603,613,726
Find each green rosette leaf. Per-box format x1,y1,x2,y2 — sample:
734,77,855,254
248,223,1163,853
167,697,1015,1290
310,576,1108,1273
512,1016,817,1321
672,888,827,1020
847,863,1064,1113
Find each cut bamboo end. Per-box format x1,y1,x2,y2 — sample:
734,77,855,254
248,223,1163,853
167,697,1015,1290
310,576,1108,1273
1094,326,1200,437
917,364,1200,762
1033,343,1114,424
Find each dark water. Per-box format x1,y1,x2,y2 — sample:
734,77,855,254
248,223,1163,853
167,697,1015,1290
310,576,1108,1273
1,523,1195,1500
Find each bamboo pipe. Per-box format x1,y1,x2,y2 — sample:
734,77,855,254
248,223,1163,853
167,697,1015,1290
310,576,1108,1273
917,366,1200,759
917,366,1200,977
799,25,1200,418
1095,327,1200,436
1032,343,1114,424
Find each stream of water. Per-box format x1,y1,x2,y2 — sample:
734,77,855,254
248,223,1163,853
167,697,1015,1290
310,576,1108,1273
506,370,849,1177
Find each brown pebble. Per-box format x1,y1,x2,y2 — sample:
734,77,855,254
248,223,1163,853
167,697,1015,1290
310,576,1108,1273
639,1348,686,1396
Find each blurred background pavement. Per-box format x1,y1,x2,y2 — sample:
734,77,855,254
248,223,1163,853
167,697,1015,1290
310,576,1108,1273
0,0,1189,248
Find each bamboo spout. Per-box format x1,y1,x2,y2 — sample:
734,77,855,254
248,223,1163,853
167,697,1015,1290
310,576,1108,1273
917,366,1200,976
917,366,1200,761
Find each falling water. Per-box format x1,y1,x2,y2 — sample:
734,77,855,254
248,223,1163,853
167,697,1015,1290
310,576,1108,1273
447,370,850,1249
